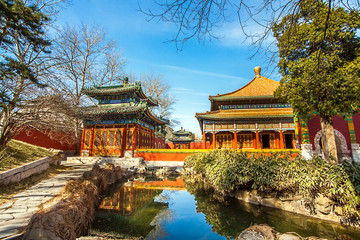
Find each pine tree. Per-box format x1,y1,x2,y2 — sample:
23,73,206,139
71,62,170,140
0,0,50,104
0,0,51,148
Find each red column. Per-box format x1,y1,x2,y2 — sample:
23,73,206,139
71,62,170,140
202,132,206,149
256,131,259,149
212,131,216,149
233,131,238,149
89,126,95,156
132,125,138,151
279,130,284,149
121,125,127,157
80,128,86,156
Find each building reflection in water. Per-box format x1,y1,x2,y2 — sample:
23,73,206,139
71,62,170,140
98,178,185,216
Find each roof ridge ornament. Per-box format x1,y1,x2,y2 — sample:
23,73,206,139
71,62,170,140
123,76,129,86
254,66,261,78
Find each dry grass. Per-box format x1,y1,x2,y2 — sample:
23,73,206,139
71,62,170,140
0,140,54,172
0,164,73,205
23,164,130,240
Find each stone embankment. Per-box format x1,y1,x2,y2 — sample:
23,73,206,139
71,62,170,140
237,224,327,240
22,163,131,240
233,189,345,224
0,150,65,185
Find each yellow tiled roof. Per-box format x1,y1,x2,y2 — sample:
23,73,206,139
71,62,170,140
196,108,294,120
209,68,279,100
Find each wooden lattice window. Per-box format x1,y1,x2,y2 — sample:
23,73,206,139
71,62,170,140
108,131,115,147
127,130,133,149
102,131,108,147
216,134,232,149
94,130,102,147
238,134,253,148
84,130,91,148
115,131,122,147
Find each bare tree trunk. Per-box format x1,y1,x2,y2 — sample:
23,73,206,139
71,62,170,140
320,116,337,163
73,119,81,156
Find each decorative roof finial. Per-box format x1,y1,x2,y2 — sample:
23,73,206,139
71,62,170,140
123,76,129,87
254,66,261,77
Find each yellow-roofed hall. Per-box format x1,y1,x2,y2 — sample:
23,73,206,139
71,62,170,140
196,67,297,150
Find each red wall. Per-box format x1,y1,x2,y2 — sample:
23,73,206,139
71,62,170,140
14,129,76,151
135,152,193,161
166,141,210,149
307,115,351,150
135,150,299,162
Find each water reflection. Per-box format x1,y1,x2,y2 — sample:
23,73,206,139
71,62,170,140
185,179,360,240
91,177,360,240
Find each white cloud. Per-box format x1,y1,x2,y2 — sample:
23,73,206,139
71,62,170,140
161,64,245,81
129,58,245,81
169,88,209,97
216,21,276,48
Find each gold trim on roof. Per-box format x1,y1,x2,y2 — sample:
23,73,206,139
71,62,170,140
196,108,294,119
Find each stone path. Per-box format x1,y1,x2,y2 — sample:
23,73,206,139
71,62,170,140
0,162,93,240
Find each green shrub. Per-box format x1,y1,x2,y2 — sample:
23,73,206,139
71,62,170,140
184,151,360,224
204,150,252,191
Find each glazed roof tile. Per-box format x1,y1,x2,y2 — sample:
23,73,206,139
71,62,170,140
169,136,194,142
172,129,192,135
80,102,147,115
209,74,279,101
80,102,168,125
196,108,294,120
81,83,158,106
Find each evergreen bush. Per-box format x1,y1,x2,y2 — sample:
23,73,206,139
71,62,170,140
184,151,360,224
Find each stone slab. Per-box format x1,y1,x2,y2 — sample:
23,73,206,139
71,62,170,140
145,160,184,168
0,213,14,221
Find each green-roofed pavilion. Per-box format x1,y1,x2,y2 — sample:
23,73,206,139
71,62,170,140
168,127,194,149
80,79,168,157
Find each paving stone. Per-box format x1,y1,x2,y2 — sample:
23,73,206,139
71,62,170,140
3,205,28,214
0,201,14,210
24,200,42,208
11,211,33,220
0,213,14,221
0,227,19,239
0,162,92,239
26,207,39,213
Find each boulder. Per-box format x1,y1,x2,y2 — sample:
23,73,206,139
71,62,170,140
237,225,275,240
279,233,301,240
314,194,332,215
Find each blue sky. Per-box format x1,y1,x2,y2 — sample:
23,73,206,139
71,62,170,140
55,0,279,136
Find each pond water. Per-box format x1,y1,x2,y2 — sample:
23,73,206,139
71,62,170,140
91,177,360,240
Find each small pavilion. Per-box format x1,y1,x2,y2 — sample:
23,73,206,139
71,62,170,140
79,79,168,157
196,67,296,150
169,128,194,149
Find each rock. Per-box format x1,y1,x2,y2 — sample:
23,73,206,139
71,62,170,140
314,194,331,215
137,164,147,174
155,167,176,177
279,233,301,240
334,206,344,216
237,225,275,240
235,190,251,202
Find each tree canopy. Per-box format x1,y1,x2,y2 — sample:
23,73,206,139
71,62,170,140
0,0,50,95
273,0,360,161
273,0,360,119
